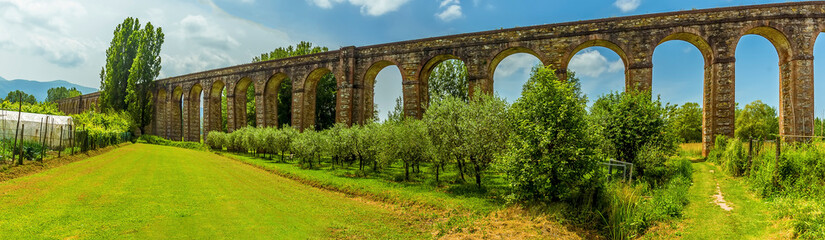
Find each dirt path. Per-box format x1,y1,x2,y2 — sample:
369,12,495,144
646,161,787,239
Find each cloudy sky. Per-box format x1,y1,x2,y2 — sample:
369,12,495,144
0,0,823,120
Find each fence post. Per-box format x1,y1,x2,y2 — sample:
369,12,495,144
39,118,44,162
17,124,24,165
58,126,63,158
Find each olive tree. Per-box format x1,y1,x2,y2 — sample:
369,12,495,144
380,120,429,181
461,93,510,187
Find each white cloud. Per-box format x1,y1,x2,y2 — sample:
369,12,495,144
614,0,640,12
494,53,541,78
0,0,295,87
180,15,240,51
568,50,624,78
436,0,462,22
307,0,410,16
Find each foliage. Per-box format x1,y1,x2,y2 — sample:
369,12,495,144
139,134,207,151
423,96,466,183
292,129,323,169
735,100,778,141
4,90,37,104
379,120,429,181
503,66,599,203
315,73,337,130
45,87,82,103
428,59,468,103
0,100,63,115
668,102,702,143
99,17,163,113
71,111,132,133
205,131,226,150
721,138,748,177
99,17,164,132
386,96,405,123
707,135,729,163
590,91,678,177
245,85,256,127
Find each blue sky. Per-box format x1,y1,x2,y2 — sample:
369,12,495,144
0,0,822,120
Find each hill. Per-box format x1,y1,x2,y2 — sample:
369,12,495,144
0,76,97,102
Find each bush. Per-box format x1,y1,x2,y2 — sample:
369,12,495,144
139,135,208,151
205,131,226,150
707,135,729,163
722,138,748,177
590,91,678,164
503,66,600,203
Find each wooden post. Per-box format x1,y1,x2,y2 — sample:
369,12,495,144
58,126,63,158
38,118,44,162
18,124,24,164
12,92,22,165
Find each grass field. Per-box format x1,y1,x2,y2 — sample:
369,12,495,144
0,144,426,239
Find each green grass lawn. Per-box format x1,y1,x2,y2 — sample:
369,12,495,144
0,144,426,239
644,161,786,239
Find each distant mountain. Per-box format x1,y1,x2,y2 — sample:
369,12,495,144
0,76,97,102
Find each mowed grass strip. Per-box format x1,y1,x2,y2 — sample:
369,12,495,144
0,144,426,239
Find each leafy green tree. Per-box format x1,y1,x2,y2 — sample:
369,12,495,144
504,66,599,202
273,125,298,162
669,102,702,143
315,74,336,130
461,93,510,187
735,100,778,140
423,96,467,183
428,59,468,103
45,87,82,102
590,91,677,163
99,17,163,133
380,119,428,181
125,22,164,133
351,123,380,171
4,90,37,104
386,96,405,123
253,41,328,127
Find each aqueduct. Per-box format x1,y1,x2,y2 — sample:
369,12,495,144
57,2,825,156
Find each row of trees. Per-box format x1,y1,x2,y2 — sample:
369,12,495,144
204,65,684,204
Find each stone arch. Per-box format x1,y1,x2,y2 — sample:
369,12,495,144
562,38,630,72
302,67,333,130
171,86,183,141
264,73,289,127
155,88,168,138
735,25,792,62
208,80,226,133
488,46,546,81
655,31,714,66
364,59,403,122
233,77,254,129
187,83,204,142
419,54,466,106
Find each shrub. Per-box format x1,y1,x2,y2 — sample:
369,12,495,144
503,66,600,203
722,138,748,177
707,135,729,163
205,131,226,150
590,91,678,164
138,135,208,151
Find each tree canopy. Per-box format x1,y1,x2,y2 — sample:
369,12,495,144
46,87,82,103
428,59,468,103
735,100,778,140
99,17,164,132
4,90,37,104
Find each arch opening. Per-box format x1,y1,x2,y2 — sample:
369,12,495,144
491,49,543,103
734,32,782,140
365,60,404,122
188,84,203,142
423,55,468,106
233,77,256,129
814,32,825,137
652,38,707,144
566,44,626,106
171,86,183,141
303,68,336,130
264,73,291,128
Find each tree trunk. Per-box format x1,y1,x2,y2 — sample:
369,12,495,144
404,161,410,181
435,164,440,184
373,159,378,172
358,154,363,171
473,159,482,187
457,158,466,182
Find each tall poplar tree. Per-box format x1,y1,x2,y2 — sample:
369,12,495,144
99,17,164,132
